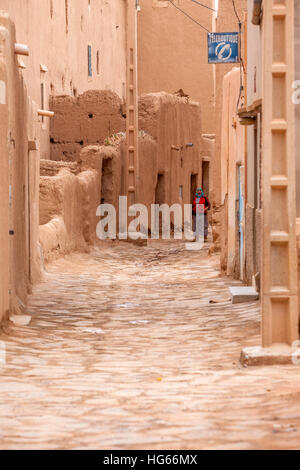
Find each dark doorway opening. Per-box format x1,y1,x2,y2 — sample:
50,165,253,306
155,174,165,205
101,158,113,205
190,173,198,204
202,161,210,197
155,174,165,233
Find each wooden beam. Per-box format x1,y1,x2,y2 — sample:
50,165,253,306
14,43,29,56
37,109,54,118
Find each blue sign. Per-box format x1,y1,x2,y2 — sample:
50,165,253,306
207,32,239,64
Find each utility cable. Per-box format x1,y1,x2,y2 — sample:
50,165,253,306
230,0,244,111
232,0,241,25
189,0,217,13
168,0,210,33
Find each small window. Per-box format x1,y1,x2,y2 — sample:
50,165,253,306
97,50,100,75
65,0,68,34
88,45,92,77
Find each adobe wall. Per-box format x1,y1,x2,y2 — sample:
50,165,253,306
244,204,255,283
80,144,122,235
139,92,214,213
39,168,98,262
0,16,10,324
40,91,212,260
297,219,300,315
133,134,158,224
0,13,41,323
0,0,127,160
50,90,126,162
0,0,126,100
246,0,262,217
220,195,228,272
219,67,245,278
213,0,247,207
246,0,262,107
241,0,263,287
39,145,122,262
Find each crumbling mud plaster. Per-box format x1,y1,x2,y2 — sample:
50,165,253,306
209,204,222,255
50,90,126,162
39,168,98,263
80,144,122,233
40,159,79,177
39,145,122,263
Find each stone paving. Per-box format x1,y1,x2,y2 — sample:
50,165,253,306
1,240,300,450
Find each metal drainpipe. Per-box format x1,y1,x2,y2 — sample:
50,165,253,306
252,0,262,25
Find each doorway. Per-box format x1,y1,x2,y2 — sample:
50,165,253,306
155,174,165,233
101,158,113,205
237,164,245,280
155,173,165,205
190,174,198,204
202,161,210,197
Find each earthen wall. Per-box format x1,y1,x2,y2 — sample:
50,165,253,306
0,13,41,322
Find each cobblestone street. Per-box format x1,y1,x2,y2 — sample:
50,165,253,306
1,241,300,450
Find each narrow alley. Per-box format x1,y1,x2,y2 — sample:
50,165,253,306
1,241,300,450
1,0,300,454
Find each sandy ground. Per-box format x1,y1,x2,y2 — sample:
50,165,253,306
0,240,300,450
